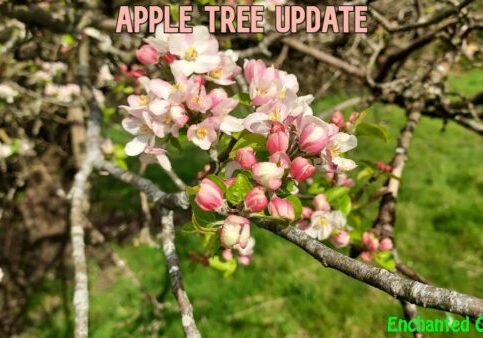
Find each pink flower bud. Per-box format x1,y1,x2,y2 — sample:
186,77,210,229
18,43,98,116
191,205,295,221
331,230,350,248
349,111,360,124
360,251,372,262
379,238,394,251
238,255,251,266
244,186,268,212
362,232,379,252
222,248,233,260
220,215,250,248
268,197,295,220
225,177,236,188
136,45,159,65
290,157,316,182
330,111,345,128
297,220,311,230
209,88,228,107
269,151,291,169
270,122,285,133
243,59,266,83
313,194,331,211
235,147,257,169
195,178,224,212
251,162,284,190
301,206,313,219
266,131,289,154
298,122,330,155
162,52,176,64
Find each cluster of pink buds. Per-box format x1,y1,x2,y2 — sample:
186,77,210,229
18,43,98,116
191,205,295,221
360,232,394,262
329,111,360,131
376,161,393,173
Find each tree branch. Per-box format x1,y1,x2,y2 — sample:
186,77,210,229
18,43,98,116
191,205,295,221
94,160,189,210
255,221,483,318
160,209,201,338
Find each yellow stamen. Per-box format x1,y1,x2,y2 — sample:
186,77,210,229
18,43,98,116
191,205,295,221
209,68,223,79
196,127,208,139
138,95,149,106
278,88,286,100
185,47,198,61
139,124,151,133
268,108,281,121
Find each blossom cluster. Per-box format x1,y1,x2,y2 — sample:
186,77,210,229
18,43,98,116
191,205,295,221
121,26,246,170
121,25,359,267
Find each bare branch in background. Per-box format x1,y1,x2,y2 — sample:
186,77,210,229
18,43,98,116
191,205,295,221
68,38,102,338
160,209,201,338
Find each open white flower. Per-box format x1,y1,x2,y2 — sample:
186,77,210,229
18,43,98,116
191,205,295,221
169,26,221,77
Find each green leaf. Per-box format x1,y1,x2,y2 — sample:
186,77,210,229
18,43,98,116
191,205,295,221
356,166,375,181
324,187,350,202
307,181,325,195
352,108,370,129
62,34,76,47
189,196,220,229
286,195,303,219
206,175,227,193
374,251,396,271
208,256,237,277
229,131,266,159
356,122,389,143
233,93,251,106
226,173,253,205
335,194,352,215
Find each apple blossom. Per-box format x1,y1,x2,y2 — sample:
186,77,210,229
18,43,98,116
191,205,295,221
169,26,221,77
235,237,256,265
313,194,331,211
331,230,350,248
379,238,394,251
302,206,313,219
187,120,218,150
290,157,316,182
195,178,224,212
362,232,379,252
206,51,241,85
136,44,159,65
251,162,285,190
304,210,346,240
139,146,172,171
269,151,291,169
220,215,250,248
360,252,372,262
322,132,358,172
266,131,289,154
297,116,332,155
330,111,345,128
268,197,296,220
244,186,269,212
235,147,257,169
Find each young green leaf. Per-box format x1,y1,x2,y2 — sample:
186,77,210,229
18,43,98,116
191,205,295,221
356,122,389,143
229,131,267,159
286,195,303,219
226,173,253,205
208,256,238,277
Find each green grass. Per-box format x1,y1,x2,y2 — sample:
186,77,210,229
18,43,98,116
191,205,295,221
23,70,483,338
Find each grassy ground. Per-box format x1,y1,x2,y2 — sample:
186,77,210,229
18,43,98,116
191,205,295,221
23,69,482,337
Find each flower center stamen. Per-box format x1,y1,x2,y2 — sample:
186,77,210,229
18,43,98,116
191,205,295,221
138,95,149,106
196,127,208,139
185,47,198,61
